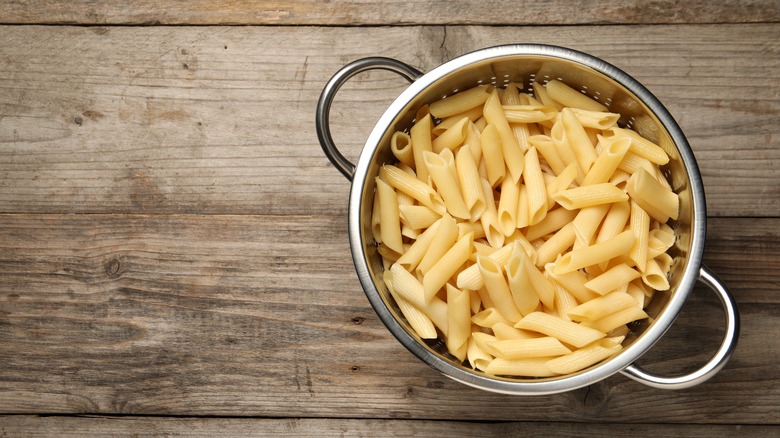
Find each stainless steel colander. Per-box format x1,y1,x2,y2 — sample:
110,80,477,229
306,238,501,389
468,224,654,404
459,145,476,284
315,44,739,395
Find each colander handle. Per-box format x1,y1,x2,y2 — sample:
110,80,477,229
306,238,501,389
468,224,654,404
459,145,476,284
316,57,424,181
620,265,740,389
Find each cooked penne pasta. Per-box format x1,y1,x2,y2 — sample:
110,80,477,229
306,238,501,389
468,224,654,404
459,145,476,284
552,183,628,210
484,90,524,182
372,82,679,378
424,150,471,220
545,79,608,112
375,177,404,254
626,168,679,223
514,311,606,348
430,84,492,119
381,164,447,215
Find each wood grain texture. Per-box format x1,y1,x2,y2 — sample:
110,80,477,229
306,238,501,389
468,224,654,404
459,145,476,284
0,215,776,421
1,416,777,437
1,0,778,25
0,24,778,217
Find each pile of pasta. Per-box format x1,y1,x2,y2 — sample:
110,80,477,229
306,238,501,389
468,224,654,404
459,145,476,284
373,79,679,378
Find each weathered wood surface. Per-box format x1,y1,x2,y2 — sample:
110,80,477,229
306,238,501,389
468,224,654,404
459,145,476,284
1,3,779,435
0,215,777,422
0,24,778,217
1,0,778,25
0,416,776,437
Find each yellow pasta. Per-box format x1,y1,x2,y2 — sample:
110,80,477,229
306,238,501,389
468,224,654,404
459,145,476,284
524,147,548,226
554,230,635,275
455,146,487,221
626,168,679,223
410,113,433,183
514,311,606,348
480,123,506,187
423,232,474,301
484,90,524,182
545,79,608,112
584,263,642,296
552,183,628,210
429,84,492,119
488,337,571,359
432,116,470,153
423,150,471,220
375,178,404,254
478,256,523,323
381,164,447,215
446,284,471,361
370,81,679,378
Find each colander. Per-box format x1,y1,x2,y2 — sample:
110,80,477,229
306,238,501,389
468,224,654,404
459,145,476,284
315,44,739,395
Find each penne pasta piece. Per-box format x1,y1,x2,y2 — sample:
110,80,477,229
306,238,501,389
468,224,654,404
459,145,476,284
550,118,584,183
467,336,493,371
389,263,449,334
399,204,440,230
545,263,599,304
498,176,521,236
628,200,651,272
572,204,611,248
568,291,637,322
480,123,506,187
595,200,630,244
410,113,433,183
552,281,579,322
432,117,470,153
561,107,597,175
390,131,415,167
514,311,606,348
472,307,512,328
525,206,579,241
570,108,620,130
546,339,622,375
484,90,524,182
545,79,608,112
478,256,523,323
642,256,671,291
423,232,474,302
417,213,458,274
371,189,382,243
524,147,549,226
505,246,541,317
607,127,669,165
581,136,632,186
492,322,540,340
516,184,530,229
446,284,471,361
429,84,492,119
532,81,564,111
626,168,679,223
502,105,558,124
385,271,437,339
582,305,649,333
584,263,642,296
552,183,628,210
489,337,572,359
535,223,576,268
375,178,404,254
423,150,470,220
381,164,447,215
458,221,486,241
395,219,441,272
455,146,487,221
484,357,558,377
554,230,635,275
529,134,567,176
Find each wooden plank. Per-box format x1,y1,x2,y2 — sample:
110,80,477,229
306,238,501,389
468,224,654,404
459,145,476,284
1,415,777,437
0,24,778,216
1,1,778,25
0,215,776,421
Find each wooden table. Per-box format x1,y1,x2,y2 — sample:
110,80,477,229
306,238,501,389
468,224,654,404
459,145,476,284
1,2,778,436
